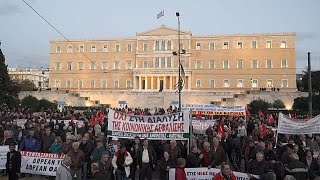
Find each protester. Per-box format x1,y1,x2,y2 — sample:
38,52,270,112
50,136,63,154
175,158,187,180
41,127,55,153
201,142,214,168
68,142,85,180
213,162,236,180
285,153,308,180
90,163,105,180
80,135,94,180
20,129,40,152
302,150,320,180
130,136,141,179
6,143,21,180
56,156,72,180
97,152,112,180
186,145,203,168
137,138,157,180
91,138,106,164
159,151,175,180
112,144,133,180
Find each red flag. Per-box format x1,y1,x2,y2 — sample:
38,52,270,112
245,106,251,118
99,111,104,124
258,110,265,118
268,114,275,124
71,115,76,120
261,123,267,139
196,114,202,120
90,115,96,126
217,122,225,139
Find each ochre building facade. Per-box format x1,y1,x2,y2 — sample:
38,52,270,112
49,25,296,93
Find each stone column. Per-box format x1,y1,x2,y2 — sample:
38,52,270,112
145,76,148,90
164,76,167,90
170,76,173,90
157,76,160,90
151,76,154,90
138,76,141,90
188,75,191,90
133,76,136,89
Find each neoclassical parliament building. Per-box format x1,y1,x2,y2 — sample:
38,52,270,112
48,25,297,107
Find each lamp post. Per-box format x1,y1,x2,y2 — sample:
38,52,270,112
176,12,182,112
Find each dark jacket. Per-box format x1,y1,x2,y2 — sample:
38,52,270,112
137,146,157,166
186,152,202,168
165,145,181,163
80,141,94,162
97,160,113,180
212,145,226,167
286,159,308,180
2,138,17,145
91,171,106,180
41,134,55,152
247,160,269,176
68,149,85,171
6,150,21,173
302,157,320,180
20,136,41,152
201,150,215,167
159,157,175,180
91,144,106,163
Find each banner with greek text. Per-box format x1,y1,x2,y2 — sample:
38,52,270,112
169,167,259,180
278,113,320,134
21,151,65,176
182,104,245,116
107,109,190,140
0,146,10,169
192,120,216,134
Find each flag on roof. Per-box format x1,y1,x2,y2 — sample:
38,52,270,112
157,10,164,19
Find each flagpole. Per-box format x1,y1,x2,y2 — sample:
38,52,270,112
274,113,280,148
176,12,182,112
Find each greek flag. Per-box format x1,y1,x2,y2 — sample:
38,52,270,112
157,10,164,19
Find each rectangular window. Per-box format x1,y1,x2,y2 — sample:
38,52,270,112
55,62,61,70
167,57,172,68
114,61,120,70
266,59,272,68
103,44,108,52
101,80,107,88
223,80,230,87
143,43,148,51
79,45,84,52
143,61,148,68
91,45,96,52
127,44,132,51
237,60,243,69
155,58,160,68
78,62,84,70
55,80,60,88
252,41,257,49
114,80,119,88
56,46,61,53
126,80,132,88
223,42,229,49
267,79,273,88
210,80,215,88
102,61,108,70
266,40,272,48
67,62,72,70
67,45,73,53
155,41,160,51
282,79,288,88
223,60,229,69
196,42,201,50
251,79,258,87
237,42,243,49
90,80,95,88
280,41,287,48
161,40,166,51
209,42,215,50
195,61,202,69
208,60,215,69
180,42,184,50
160,57,165,68
281,59,288,68
66,80,71,88
167,40,172,50
252,60,258,68
237,79,244,87
196,80,201,87
115,44,120,52
78,80,83,88
90,62,96,70
126,61,132,69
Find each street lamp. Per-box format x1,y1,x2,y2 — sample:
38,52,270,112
176,12,181,112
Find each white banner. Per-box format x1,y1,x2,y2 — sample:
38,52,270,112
0,146,10,169
192,120,216,134
107,109,190,140
182,104,245,116
13,119,28,129
278,113,320,134
47,119,84,127
169,167,259,180
21,151,65,176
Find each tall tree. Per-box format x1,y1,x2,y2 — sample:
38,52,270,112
0,46,20,108
247,99,272,115
302,70,320,92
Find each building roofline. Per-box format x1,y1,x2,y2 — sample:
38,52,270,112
194,32,296,38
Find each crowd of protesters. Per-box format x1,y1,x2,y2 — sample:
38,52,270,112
1,104,320,180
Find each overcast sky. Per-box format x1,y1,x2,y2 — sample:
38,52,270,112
1,0,320,72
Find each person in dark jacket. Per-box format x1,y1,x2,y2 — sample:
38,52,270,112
302,150,320,180
201,142,215,168
91,138,106,163
137,138,157,180
247,152,269,178
129,136,141,179
285,153,308,180
68,142,85,180
212,138,226,168
41,127,55,152
80,135,94,180
6,143,21,180
186,145,203,168
2,130,17,145
159,151,175,180
165,140,181,164
97,152,112,180
20,129,40,152
91,163,105,180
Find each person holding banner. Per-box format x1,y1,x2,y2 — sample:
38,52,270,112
6,143,21,180
175,158,187,180
56,156,72,180
212,162,236,180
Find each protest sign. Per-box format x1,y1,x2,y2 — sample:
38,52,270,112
107,109,190,140
192,120,216,134
13,119,28,129
21,151,65,176
0,146,9,169
182,104,245,116
169,167,259,180
278,113,320,134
